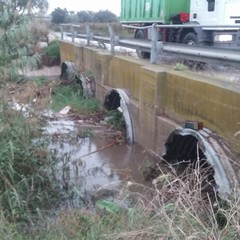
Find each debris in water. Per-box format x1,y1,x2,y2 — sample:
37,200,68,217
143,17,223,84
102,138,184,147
42,119,75,135
59,105,72,115
72,142,116,165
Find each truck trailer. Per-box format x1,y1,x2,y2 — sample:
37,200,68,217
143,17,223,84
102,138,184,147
120,0,240,58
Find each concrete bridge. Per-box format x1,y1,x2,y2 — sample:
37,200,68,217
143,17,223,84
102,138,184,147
59,40,240,196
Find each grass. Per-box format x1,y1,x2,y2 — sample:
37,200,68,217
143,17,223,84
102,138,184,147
0,142,239,239
106,110,126,131
1,78,239,239
51,82,101,113
33,76,49,87
31,159,240,239
0,78,103,237
19,173,240,239
0,105,61,223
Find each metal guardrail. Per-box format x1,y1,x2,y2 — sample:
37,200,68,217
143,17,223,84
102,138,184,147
59,23,240,66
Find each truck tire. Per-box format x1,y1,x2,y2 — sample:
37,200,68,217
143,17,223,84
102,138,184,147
135,30,150,59
182,32,206,69
182,32,198,45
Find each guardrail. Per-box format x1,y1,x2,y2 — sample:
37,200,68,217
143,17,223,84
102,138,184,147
59,23,240,67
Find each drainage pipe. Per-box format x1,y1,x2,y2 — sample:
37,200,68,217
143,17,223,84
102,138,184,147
163,127,239,196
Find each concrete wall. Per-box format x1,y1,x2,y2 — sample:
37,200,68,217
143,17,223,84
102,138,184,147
59,41,240,186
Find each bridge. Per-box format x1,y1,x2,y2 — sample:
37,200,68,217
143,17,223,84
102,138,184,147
59,40,240,196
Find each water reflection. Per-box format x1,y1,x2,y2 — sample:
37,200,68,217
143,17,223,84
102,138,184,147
44,118,158,208
52,137,155,188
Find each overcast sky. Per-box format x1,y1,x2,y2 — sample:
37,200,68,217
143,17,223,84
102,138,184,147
48,0,121,16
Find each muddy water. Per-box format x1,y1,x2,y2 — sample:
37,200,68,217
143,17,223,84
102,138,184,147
43,117,159,208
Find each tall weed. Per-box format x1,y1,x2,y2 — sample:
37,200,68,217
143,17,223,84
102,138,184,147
35,165,240,239
0,105,60,222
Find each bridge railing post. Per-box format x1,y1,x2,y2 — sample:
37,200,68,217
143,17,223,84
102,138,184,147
60,25,64,40
86,23,93,46
150,24,158,64
108,23,115,54
107,23,119,54
70,25,74,43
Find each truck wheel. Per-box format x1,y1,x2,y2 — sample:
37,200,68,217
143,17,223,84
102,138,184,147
135,30,150,59
182,32,197,45
182,32,206,69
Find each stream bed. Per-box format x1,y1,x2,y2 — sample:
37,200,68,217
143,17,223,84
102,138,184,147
42,116,160,210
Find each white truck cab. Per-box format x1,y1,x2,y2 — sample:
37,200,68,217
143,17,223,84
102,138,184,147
190,0,240,26
121,0,240,57
189,0,240,47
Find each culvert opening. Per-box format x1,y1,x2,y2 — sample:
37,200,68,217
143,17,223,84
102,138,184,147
104,89,134,144
162,132,216,200
60,61,75,80
60,62,95,99
104,90,120,111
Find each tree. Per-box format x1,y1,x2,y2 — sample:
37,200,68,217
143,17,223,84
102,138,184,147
11,0,49,14
67,11,78,23
77,11,94,23
51,7,69,24
93,10,117,23
0,0,39,82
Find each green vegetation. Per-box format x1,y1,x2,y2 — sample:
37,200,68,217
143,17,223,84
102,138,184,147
0,78,102,237
51,7,69,24
106,110,126,131
51,82,100,113
44,40,60,59
33,76,48,86
0,105,61,223
173,63,189,71
0,2,239,236
2,179,238,239
11,0,48,14
51,8,118,24
93,10,118,23
0,81,240,238
0,1,39,83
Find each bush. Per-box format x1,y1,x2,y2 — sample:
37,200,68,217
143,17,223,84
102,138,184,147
93,10,118,23
51,7,69,24
43,40,60,59
77,10,94,23
42,40,60,66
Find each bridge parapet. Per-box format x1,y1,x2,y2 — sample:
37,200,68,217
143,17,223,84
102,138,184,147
59,40,240,193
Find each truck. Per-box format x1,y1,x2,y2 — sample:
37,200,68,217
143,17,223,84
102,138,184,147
120,0,240,58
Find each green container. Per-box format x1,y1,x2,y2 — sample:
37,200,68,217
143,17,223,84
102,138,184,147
120,0,190,24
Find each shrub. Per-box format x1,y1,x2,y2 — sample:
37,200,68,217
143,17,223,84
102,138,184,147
43,40,60,59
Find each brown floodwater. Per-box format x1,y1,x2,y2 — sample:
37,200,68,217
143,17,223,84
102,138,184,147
43,118,160,208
